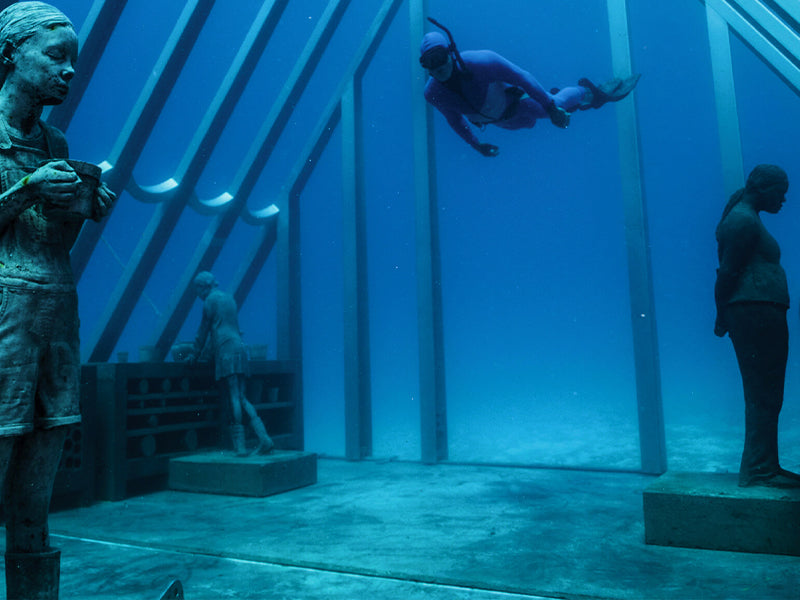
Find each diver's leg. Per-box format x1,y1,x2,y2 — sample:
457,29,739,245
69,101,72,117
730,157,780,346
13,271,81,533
552,86,590,112
576,74,641,110
494,98,543,130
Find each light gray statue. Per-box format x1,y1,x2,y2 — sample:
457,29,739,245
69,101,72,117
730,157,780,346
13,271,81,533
187,271,274,456
0,2,115,598
714,164,800,488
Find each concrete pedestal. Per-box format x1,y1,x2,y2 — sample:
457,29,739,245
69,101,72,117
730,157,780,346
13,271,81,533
643,471,800,556
169,450,317,497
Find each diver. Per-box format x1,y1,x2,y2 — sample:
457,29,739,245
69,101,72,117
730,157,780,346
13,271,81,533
419,18,641,157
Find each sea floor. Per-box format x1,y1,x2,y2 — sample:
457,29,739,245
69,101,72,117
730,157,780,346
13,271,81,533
9,447,799,600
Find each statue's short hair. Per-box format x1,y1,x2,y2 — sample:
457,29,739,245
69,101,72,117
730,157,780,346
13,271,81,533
0,2,73,86
193,271,218,289
745,164,788,195
0,2,72,49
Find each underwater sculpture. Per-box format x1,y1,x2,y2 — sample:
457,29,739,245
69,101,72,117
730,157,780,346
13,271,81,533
419,18,640,157
714,164,800,488
0,2,116,598
186,271,275,456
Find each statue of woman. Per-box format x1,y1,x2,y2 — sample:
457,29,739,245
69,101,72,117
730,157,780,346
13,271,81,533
188,271,274,456
0,3,115,597
715,164,800,488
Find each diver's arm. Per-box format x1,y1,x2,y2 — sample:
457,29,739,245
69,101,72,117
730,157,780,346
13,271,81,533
443,111,498,156
424,83,481,149
479,51,554,109
424,80,497,156
442,110,481,150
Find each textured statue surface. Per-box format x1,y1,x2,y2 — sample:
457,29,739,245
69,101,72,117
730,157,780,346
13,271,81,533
188,271,274,456
0,2,116,598
714,164,800,488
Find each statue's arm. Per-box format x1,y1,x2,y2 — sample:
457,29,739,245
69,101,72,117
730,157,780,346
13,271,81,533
191,302,213,357
714,213,757,334
0,175,36,234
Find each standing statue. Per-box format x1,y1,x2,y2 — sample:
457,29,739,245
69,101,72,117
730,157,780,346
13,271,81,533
0,2,116,598
714,164,800,488
187,271,274,456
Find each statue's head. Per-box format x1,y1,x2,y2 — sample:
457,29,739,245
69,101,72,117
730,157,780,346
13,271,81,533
419,32,453,82
0,2,75,90
746,164,788,214
193,271,218,299
746,164,788,196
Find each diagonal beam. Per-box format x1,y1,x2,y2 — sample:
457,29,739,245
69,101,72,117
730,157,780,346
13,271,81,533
230,218,278,310
86,0,288,361
146,0,351,360
772,0,800,25
71,0,216,280
275,0,403,201
706,2,745,198
703,0,800,94
735,0,800,66
274,102,342,365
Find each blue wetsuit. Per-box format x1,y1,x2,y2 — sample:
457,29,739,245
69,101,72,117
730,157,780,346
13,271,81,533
423,50,586,151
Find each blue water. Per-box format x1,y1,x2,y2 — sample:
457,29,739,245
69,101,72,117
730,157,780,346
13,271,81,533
54,0,800,470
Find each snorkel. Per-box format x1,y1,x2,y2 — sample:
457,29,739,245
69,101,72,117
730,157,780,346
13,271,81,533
427,17,471,79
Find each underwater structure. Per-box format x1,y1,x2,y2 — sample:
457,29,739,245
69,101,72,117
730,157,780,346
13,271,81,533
2,0,800,597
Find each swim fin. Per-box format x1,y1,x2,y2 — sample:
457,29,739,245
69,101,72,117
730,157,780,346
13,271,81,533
577,73,641,109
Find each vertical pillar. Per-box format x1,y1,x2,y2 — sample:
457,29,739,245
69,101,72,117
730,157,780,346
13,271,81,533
342,81,373,460
705,3,745,197
94,364,128,501
276,188,304,447
410,0,447,464
606,0,667,474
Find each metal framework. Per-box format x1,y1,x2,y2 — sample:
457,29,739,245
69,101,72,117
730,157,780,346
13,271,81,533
606,0,666,475
700,0,800,196
40,0,798,467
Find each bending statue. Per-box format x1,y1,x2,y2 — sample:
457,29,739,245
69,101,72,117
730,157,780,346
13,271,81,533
187,271,274,456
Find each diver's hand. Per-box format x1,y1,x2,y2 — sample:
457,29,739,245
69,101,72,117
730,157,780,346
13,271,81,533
477,143,499,157
546,103,570,129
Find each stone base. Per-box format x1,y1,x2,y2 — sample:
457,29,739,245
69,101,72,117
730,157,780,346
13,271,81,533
168,450,317,497
643,471,800,556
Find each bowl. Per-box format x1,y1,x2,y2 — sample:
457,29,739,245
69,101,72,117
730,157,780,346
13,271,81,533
42,158,101,219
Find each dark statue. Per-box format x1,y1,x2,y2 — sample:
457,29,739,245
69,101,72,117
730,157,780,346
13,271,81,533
714,164,800,488
187,271,275,456
0,2,116,598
